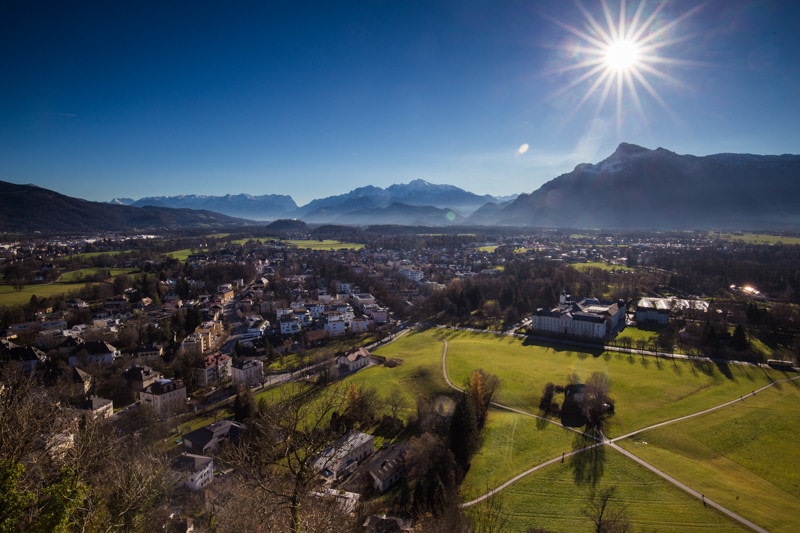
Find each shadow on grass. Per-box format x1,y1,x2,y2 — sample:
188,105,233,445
522,337,604,358
713,359,734,380
570,428,605,487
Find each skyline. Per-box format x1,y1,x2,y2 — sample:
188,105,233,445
1,0,799,206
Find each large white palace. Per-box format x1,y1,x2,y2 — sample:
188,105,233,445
531,293,626,341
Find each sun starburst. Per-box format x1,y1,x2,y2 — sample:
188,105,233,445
550,0,704,131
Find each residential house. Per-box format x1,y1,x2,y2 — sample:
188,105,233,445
336,347,371,374
68,341,120,367
182,419,245,455
72,367,93,394
6,344,48,372
279,315,302,335
182,333,206,355
171,453,214,491
324,318,347,337
124,365,161,392
75,396,114,420
192,353,232,387
350,317,370,334
366,444,408,493
314,431,374,481
134,343,164,362
139,379,186,417
231,358,263,389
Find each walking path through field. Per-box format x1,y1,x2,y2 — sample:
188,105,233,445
439,336,798,532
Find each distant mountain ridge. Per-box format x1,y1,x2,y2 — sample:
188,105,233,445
112,193,298,221
111,179,506,223
6,144,800,232
0,181,250,233
492,143,800,229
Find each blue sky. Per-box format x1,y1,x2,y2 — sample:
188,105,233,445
1,0,798,206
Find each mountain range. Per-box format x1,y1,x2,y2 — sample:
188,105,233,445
4,143,800,233
110,179,507,222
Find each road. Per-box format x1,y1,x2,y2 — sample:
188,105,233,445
439,335,797,532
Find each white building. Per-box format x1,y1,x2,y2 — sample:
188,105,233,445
324,318,347,337
139,379,186,417
231,358,263,389
336,347,371,373
531,294,625,341
314,431,374,481
172,453,214,491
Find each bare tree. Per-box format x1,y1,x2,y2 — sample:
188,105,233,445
222,384,351,533
581,485,631,533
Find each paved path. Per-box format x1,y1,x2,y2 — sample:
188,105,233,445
438,333,798,531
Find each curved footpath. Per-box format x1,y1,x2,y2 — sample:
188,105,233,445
439,336,797,532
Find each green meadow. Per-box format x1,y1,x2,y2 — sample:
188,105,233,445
617,381,800,533
283,239,365,251
359,328,795,531
0,281,102,307
59,267,137,282
716,232,800,245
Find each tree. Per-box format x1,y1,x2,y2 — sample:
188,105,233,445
732,323,749,350
233,387,257,422
0,459,33,533
582,372,614,429
581,485,631,533
466,369,500,430
405,432,461,515
222,384,350,533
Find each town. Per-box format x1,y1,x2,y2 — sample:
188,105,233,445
1,225,799,532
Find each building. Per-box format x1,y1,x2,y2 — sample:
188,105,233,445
366,444,408,493
531,293,626,341
635,297,709,325
124,365,161,392
68,341,120,367
139,379,186,417
336,347,371,373
324,318,347,337
134,343,164,361
192,353,232,387
314,431,374,481
75,396,114,420
231,358,263,389
182,419,245,455
171,453,214,491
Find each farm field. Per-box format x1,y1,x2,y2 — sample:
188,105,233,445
365,328,794,531
283,239,365,251
59,267,137,282
0,281,102,307
716,232,800,245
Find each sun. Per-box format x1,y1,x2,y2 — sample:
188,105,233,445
605,39,640,71
549,0,703,129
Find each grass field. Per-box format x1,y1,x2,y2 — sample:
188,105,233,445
166,248,209,261
617,380,800,533
283,239,365,251
357,328,795,530
715,232,800,245
470,447,749,532
569,261,619,271
616,325,660,345
0,281,103,307
59,267,137,282
438,329,784,436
